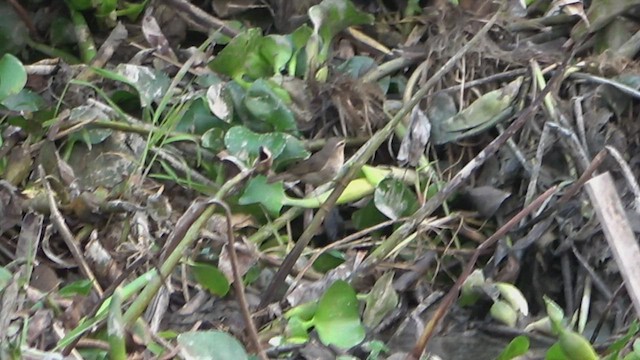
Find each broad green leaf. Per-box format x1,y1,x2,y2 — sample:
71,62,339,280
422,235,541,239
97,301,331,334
313,280,365,349
373,178,419,220
114,64,171,107
288,25,313,76
337,56,377,78
202,128,226,152
312,251,346,273
92,65,170,108
224,126,286,161
0,54,27,101
209,28,271,81
546,342,570,360
177,98,228,135
286,316,311,344
177,330,248,360
190,262,230,297
239,176,285,217
285,301,318,322
308,0,374,59
224,126,307,167
244,79,297,132
352,199,386,230
260,35,293,74
1,89,45,112
496,335,530,360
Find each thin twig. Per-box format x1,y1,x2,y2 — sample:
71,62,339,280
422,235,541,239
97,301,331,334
208,199,268,360
38,166,103,296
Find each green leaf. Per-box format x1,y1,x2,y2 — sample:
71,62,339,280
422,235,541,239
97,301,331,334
285,301,319,322
92,65,171,108
224,126,307,166
313,280,365,349
115,64,171,107
352,199,387,230
558,329,598,360
288,25,313,76
373,178,419,220
260,35,293,74
459,269,485,307
190,262,230,297
546,342,570,360
544,296,565,334
244,79,297,132
0,266,11,292
606,320,639,356
239,176,285,217
490,300,518,327
208,28,272,80
224,126,285,161
1,89,45,112
0,54,27,101
58,279,93,297
177,330,248,360
308,0,374,59
286,316,311,344
312,251,346,273
337,56,377,78
202,128,226,152
496,335,530,360
177,98,228,135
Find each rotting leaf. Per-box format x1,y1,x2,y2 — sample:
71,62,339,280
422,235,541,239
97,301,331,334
218,237,258,283
206,82,232,122
363,272,398,328
141,11,178,61
398,105,431,167
465,186,511,218
0,181,23,234
430,78,522,144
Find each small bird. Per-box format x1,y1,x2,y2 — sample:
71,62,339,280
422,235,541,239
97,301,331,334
268,137,346,186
